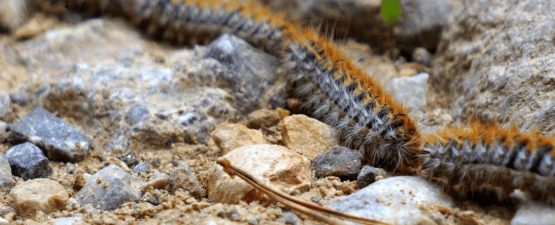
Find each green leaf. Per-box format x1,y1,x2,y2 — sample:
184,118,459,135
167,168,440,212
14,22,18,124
380,0,402,25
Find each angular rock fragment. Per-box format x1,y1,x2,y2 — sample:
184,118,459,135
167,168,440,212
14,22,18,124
311,146,362,179
6,142,52,180
10,107,92,162
77,165,143,210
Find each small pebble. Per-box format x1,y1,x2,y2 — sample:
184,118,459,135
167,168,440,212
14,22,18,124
412,47,432,66
145,171,169,189
168,162,205,199
357,165,388,188
6,142,52,180
11,178,69,217
211,123,267,154
77,165,144,210
133,162,151,174
311,146,362,179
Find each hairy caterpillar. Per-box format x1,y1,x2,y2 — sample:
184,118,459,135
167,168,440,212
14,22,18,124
420,123,555,205
31,0,555,207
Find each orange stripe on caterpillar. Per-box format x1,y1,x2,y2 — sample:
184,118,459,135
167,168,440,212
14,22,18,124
420,122,555,205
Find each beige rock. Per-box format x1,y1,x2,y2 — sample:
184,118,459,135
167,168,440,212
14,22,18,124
281,115,340,161
211,123,267,154
208,144,310,204
246,108,281,129
11,178,69,217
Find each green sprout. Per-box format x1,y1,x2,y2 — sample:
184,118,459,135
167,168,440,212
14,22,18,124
380,0,402,25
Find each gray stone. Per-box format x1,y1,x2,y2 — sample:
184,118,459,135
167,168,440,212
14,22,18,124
0,153,14,192
356,165,388,188
77,164,144,210
6,142,52,180
311,146,362,179
168,162,205,199
511,203,555,225
206,33,284,114
329,176,454,224
10,107,92,162
132,162,151,174
386,73,429,110
9,92,30,106
0,90,13,121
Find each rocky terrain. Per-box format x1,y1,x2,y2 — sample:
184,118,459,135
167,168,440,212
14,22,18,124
0,0,554,224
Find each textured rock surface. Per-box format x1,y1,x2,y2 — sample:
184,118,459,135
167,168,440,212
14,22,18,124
329,176,454,224
311,146,362,179
6,142,52,180
511,203,555,225
168,162,205,199
0,153,14,192
431,0,555,134
356,165,388,188
77,165,144,210
208,145,310,204
211,123,267,154
281,115,340,162
10,108,92,162
386,73,429,110
11,178,69,217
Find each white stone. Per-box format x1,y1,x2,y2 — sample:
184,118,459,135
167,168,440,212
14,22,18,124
511,202,555,225
329,176,454,225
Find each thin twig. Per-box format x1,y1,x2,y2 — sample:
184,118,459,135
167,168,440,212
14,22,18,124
217,157,390,225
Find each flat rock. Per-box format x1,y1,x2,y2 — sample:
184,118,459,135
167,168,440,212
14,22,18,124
311,146,362,179
211,123,267,154
77,164,144,210
10,107,91,162
168,162,205,199
208,144,310,204
511,202,555,225
386,73,429,110
11,178,69,217
0,153,14,192
329,176,454,224
357,165,388,188
6,142,52,180
281,115,340,162
145,171,169,190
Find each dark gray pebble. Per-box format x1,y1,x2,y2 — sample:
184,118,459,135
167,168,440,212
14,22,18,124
311,146,362,179
10,107,92,162
6,142,52,180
